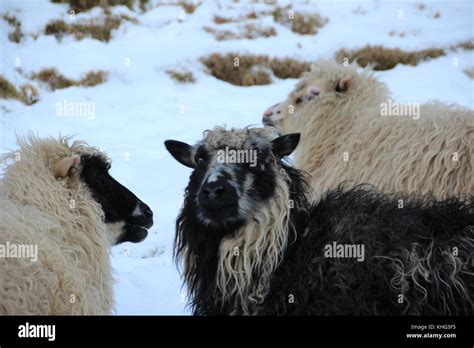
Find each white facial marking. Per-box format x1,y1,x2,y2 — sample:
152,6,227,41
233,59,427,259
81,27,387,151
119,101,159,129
207,171,221,183
132,204,142,217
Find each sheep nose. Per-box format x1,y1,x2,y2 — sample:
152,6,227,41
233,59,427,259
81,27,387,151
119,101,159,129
136,202,153,228
263,109,274,118
139,202,153,218
203,183,226,199
199,179,237,207
262,103,281,126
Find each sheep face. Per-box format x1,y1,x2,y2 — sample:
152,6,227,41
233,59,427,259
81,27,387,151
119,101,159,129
76,154,154,245
262,60,359,135
165,127,300,230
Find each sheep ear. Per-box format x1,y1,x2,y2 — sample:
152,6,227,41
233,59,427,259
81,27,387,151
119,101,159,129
336,76,353,92
53,155,81,178
305,85,321,101
271,133,300,158
164,140,195,168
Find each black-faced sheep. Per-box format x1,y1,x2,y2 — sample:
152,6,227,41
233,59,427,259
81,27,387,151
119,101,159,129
165,126,474,315
0,135,153,314
262,59,474,199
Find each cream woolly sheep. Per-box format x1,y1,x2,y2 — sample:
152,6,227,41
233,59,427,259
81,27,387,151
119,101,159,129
262,59,474,199
0,135,153,315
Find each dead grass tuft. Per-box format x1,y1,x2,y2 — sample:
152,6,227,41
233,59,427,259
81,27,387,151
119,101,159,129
51,0,134,13
268,57,311,79
166,69,196,83
463,67,474,79
178,1,200,14
0,76,39,105
3,14,23,43
452,39,474,51
31,68,107,90
335,45,445,70
139,0,149,12
213,15,233,24
273,6,327,35
201,53,310,86
204,24,276,40
81,71,108,86
45,14,137,42
213,11,264,24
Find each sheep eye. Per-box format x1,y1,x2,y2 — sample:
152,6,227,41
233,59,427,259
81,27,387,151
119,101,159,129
105,162,112,170
295,97,303,105
195,157,204,165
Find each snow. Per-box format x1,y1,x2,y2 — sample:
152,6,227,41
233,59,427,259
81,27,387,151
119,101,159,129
0,0,472,315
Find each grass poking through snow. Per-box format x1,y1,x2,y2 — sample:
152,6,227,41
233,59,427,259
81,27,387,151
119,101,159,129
45,14,137,42
0,76,39,105
452,39,474,51
166,69,196,84
3,14,23,43
203,24,276,41
273,6,328,35
51,0,134,13
201,53,310,86
31,68,107,91
335,45,445,70
463,67,474,79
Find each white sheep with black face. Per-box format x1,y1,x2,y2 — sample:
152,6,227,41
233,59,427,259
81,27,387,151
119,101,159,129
262,59,474,199
0,135,153,314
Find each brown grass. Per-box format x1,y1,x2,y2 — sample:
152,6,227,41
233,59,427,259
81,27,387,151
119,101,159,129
178,1,200,14
213,15,233,24
51,0,134,13
335,45,445,70
201,53,310,86
0,76,38,105
212,11,265,24
31,68,107,91
139,0,149,12
204,24,276,41
3,14,23,43
273,6,327,35
463,67,474,79
44,14,136,42
166,69,196,83
452,39,474,51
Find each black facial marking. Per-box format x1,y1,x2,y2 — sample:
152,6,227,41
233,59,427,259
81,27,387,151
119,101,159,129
194,146,210,166
80,154,153,244
271,133,301,159
164,140,195,168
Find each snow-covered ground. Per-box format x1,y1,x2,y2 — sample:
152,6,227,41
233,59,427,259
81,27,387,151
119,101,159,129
1,0,472,315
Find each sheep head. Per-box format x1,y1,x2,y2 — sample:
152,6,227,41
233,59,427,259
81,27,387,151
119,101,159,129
262,59,385,135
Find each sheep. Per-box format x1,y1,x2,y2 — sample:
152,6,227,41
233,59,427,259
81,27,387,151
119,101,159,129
0,135,153,315
165,126,474,315
262,59,474,199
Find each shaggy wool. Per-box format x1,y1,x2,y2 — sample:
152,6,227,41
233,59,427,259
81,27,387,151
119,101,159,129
0,135,114,314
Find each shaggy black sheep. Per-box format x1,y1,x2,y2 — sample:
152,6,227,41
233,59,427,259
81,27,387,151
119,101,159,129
165,126,474,315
